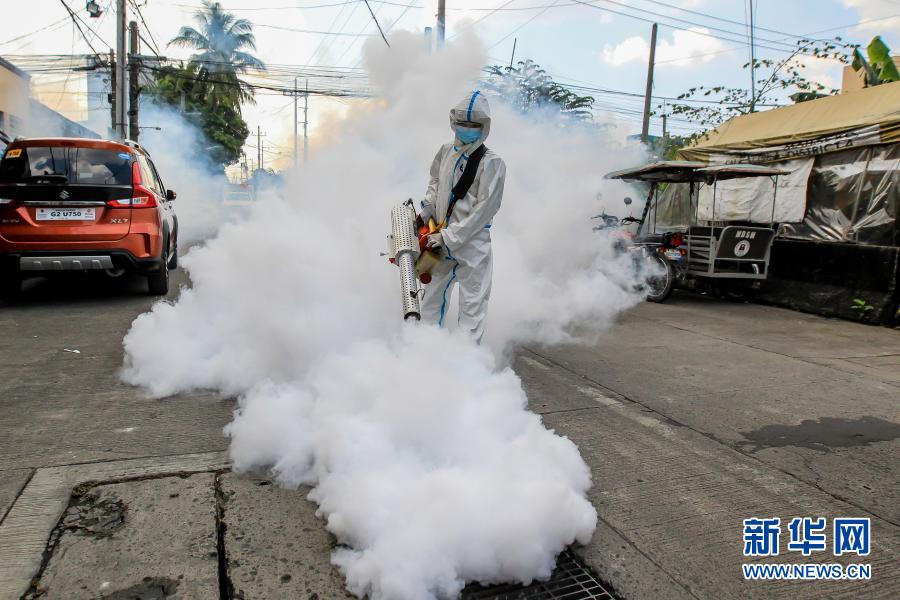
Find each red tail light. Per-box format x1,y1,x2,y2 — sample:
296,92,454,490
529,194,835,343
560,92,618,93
107,162,157,207
108,186,158,209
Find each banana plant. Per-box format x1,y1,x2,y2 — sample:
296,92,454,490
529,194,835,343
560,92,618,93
852,36,900,86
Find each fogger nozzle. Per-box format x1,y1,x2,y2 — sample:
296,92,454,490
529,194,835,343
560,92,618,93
390,202,421,320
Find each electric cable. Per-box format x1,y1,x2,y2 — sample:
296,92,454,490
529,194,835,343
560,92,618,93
363,0,391,47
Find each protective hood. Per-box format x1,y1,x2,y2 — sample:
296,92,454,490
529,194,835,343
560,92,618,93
449,90,492,147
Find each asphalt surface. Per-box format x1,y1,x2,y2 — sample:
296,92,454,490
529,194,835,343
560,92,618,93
1,276,898,599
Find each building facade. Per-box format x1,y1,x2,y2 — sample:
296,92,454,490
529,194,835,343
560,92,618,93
0,56,30,138
0,55,101,145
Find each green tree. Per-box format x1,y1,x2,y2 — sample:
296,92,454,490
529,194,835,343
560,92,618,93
150,2,263,167
484,59,595,121
168,0,265,109
662,38,853,132
149,62,249,166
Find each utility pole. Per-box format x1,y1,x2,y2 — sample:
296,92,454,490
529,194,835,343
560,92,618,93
303,79,309,165
128,20,139,142
437,0,446,46
640,22,658,144
293,77,299,169
257,126,263,171
285,78,309,168
115,0,127,139
661,99,668,142
109,50,116,137
748,0,757,112
509,38,517,70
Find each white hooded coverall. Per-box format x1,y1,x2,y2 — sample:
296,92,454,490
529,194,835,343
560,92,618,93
419,91,507,343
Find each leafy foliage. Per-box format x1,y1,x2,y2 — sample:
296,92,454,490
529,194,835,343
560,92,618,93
851,36,900,86
658,135,690,161
149,63,249,166
850,298,875,321
483,59,595,121
147,1,265,166
168,0,266,109
662,38,854,131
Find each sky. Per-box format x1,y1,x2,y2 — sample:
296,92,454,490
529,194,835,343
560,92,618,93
2,0,898,171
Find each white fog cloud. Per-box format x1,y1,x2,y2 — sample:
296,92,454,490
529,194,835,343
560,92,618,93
841,0,900,34
601,27,727,68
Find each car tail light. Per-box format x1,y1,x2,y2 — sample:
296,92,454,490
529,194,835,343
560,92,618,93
108,193,157,208
107,162,157,208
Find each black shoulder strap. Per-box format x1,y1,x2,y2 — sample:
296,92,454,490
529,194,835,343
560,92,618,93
446,144,488,222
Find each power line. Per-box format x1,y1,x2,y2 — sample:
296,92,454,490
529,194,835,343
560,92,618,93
129,0,163,57
488,0,563,50
634,0,840,44
174,0,419,11
448,0,520,41
568,0,815,56
140,63,369,97
305,0,355,65
307,0,363,66
590,0,801,50
0,15,72,47
253,23,377,36
57,0,106,63
350,0,417,69
363,0,391,47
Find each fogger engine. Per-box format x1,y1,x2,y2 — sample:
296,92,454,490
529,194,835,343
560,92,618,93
388,201,423,321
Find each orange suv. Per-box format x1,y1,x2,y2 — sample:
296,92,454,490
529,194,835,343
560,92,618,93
0,137,178,297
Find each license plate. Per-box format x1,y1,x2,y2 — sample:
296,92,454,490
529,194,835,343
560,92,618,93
36,208,96,221
664,249,683,261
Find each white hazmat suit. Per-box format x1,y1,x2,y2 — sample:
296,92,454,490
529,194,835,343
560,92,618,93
419,91,507,343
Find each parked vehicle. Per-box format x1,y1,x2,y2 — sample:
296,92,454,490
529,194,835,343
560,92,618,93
605,161,789,302
0,137,179,297
593,196,680,302
223,183,254,206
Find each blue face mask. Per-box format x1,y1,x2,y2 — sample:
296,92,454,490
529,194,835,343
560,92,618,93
455,125,482,145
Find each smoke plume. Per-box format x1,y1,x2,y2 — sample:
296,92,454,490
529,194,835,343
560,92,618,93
122,32,645,599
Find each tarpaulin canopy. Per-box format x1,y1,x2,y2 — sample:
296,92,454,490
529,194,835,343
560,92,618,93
673,84,899,244
605,162,789,182
680,81,900,163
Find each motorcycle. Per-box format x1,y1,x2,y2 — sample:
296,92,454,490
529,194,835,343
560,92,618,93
592,197,683,303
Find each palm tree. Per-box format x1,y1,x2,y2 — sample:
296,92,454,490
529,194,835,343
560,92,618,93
484,59,595,121
168,1,265,109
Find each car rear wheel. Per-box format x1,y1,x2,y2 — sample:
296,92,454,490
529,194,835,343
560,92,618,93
146,262,169,296
146,245,170,296
167,237,178,270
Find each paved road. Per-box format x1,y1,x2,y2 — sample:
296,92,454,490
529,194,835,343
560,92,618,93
1,280,898,599
0,270,233,475
519,293,900,599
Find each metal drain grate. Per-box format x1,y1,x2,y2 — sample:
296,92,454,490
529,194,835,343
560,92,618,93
461,549,617,600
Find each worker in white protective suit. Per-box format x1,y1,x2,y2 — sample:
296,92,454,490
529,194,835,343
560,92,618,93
418,90,506,343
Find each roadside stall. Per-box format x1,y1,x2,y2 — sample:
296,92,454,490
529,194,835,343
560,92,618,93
676,81,900,323
605,161,788,301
